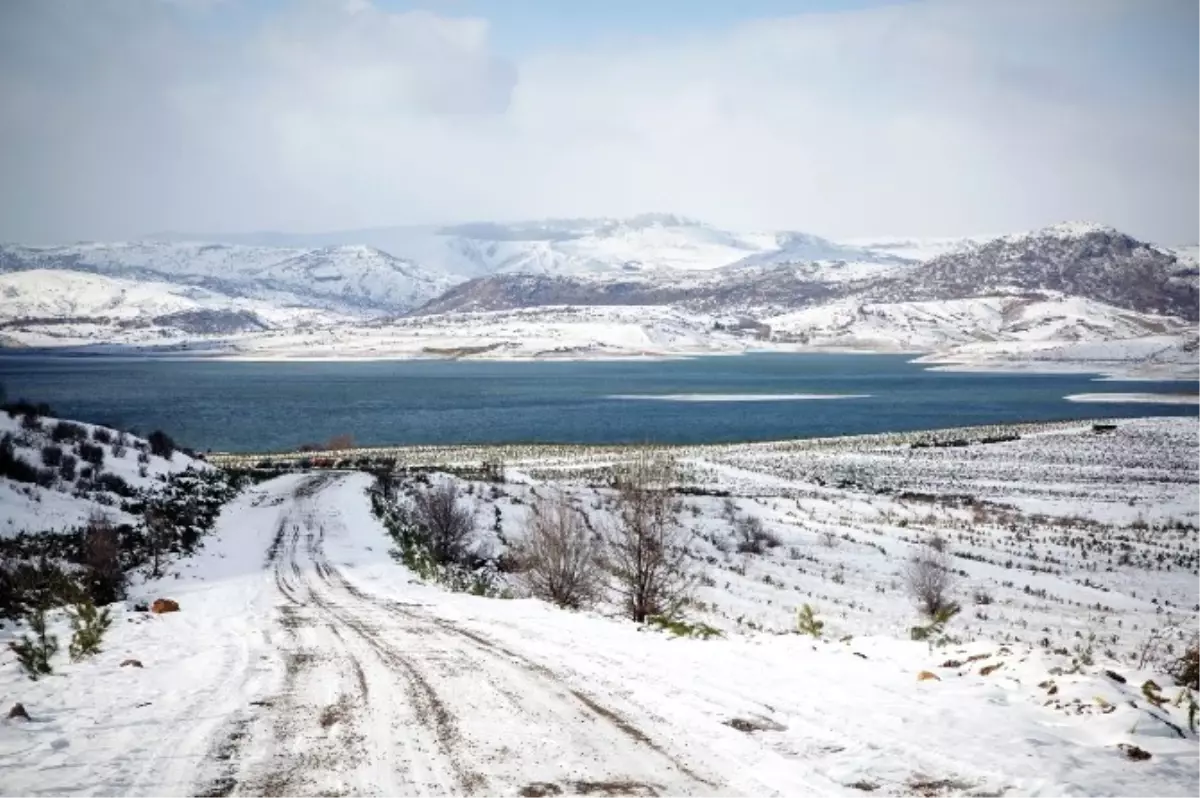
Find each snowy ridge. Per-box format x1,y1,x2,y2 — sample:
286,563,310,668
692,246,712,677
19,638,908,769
0,241,453,314
0,269,350,347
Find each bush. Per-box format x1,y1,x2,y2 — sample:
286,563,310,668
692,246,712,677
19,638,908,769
2,398,54,418
0,433,38,483
95,472,134,497
148,430,176,460
91,428,112,444
8,607,58,680
1170,641,1199,691
20,412,42,432
734,515,780,554
81,514,125,605
518,496,601,609
411,480,475,566
646,614,722,639
58,453,78,482
51,421,88,444
905,539,957,619
41,444,64,467
67,598,112,661
78,441,105,467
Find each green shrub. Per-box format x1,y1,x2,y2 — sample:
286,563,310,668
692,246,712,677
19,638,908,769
646,614,723,639
67,598,112,661
796,603,824,638
8,607,58,680
910,602,961,646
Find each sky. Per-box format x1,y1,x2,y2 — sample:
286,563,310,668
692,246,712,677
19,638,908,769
0,0,1196,244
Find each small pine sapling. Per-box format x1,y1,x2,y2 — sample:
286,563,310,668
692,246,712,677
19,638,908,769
8,607,58,680
67,598,112,661
910,602,961,648
796,603,824,638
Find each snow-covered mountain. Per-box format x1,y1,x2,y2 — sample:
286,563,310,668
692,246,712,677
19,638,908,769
0,242,452,315
873,222,1198,320
2,218,1196,377
155,215,906,278
0,269,349,348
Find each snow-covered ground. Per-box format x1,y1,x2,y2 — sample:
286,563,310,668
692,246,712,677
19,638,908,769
3,416,1196,796
0,411,206,536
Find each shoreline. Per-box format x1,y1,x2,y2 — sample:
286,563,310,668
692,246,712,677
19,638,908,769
206,414,1185,463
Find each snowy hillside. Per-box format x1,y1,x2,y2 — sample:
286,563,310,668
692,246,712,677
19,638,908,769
767,294,1192,351
0,409,206,536
726,230,912,270
840,235,990,262
0,270,350,348
0,241,452,314
216,305,766,361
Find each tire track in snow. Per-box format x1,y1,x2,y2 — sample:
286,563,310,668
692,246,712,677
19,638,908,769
201,472,724,796
326,564,719,789
304,482,724,792
229,474,479,796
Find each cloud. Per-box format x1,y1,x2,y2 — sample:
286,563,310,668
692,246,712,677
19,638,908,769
0,0,1195,243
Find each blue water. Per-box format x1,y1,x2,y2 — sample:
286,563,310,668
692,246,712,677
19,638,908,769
0,354,1195,452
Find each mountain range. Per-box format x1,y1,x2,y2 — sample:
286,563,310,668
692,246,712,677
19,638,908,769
0,217,1196,377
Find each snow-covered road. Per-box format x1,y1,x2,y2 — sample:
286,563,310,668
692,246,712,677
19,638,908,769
215,472,720,796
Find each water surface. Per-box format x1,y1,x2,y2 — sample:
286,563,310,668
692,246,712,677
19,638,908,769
0,354,1195,452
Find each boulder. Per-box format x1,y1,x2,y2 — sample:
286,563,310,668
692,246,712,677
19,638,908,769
7,703,30,721
151,598,180,614
120,658,143,668
1118,743,1152,761
917,670,940,682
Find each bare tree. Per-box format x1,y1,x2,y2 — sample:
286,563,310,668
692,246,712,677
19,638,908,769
411,480,475,566
603,453,694,622
144,507,170,579
519,495,601,609
904,537,956,618
82,512,124,605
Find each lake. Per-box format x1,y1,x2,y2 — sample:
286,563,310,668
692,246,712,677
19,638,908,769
0,354,1196,452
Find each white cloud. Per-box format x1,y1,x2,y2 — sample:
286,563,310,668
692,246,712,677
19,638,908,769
0,0,1194,243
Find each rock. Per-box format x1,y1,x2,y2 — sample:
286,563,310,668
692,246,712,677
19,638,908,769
980,662,1005,676
1105,669,1126,684
940,659,963,668
151,598,180,614
853,652,868,659
1118,743,1152,761
7,703,30,721
132,602,149,613
917,670,941,682
120,658,143,668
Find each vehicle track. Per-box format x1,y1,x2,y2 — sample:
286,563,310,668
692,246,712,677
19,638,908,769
199,473,722,797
